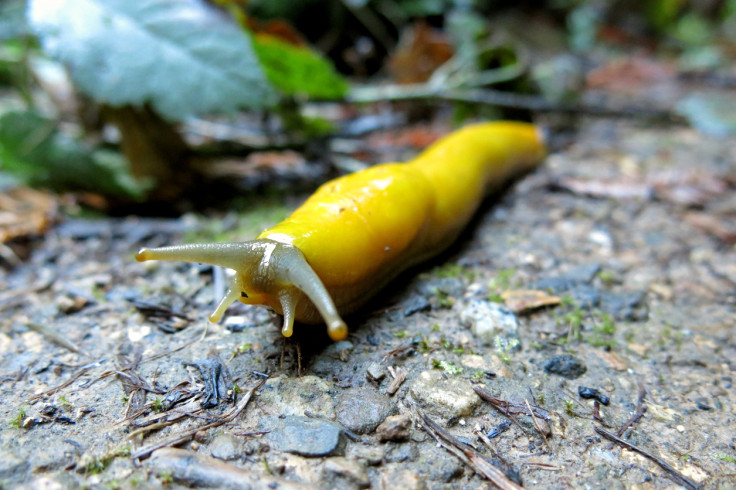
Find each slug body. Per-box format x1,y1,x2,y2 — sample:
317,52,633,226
136,122,545,341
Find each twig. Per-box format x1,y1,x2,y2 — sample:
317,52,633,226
386,366,407,395
131,378,265,461
616,384,647,437
526,398,552,452
25,321,81,354
348,85,684,123
594,426,701,490
416,409,523,490
28,367,93,402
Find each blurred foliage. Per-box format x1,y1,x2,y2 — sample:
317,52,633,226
28,0,277,121
0,110,150,198
252,35,349,99
0,0,735,204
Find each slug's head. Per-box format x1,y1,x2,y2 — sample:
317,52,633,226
136,239,348,341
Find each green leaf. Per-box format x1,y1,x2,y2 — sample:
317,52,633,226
252,35,348,99
0,110,151,198
27,0,277,121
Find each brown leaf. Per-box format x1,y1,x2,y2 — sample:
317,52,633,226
0,187,59,243
501,289,561,314
388,21,453,84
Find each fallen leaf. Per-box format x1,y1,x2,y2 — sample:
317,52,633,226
389,21,453,84
0,187,58,243
501,289,561,313
593,350,628,371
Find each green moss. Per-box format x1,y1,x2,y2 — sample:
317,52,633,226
8,406,27,428
433,263,475,281
431,359,463,375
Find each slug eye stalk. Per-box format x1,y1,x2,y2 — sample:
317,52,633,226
135,239,348,341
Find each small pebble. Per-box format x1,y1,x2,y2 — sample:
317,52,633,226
578,386,610,405
259,415,344,457
544,355,587,379
376,414,411,442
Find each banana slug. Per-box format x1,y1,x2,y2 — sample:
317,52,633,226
136,121,545,341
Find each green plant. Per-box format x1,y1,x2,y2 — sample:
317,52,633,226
494,336,519,364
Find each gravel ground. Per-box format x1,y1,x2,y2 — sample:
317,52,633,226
0,118,734,489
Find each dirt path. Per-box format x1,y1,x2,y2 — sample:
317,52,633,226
0,118,734,489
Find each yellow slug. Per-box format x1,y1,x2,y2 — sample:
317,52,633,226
136,122,545,341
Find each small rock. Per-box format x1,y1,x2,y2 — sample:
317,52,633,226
366,362,386,382
600,291,647,321
337,388,397,434
312,341,355,374
418,277,465,298
385,443,417,463
149,448,305,489
401,295,431,317
695,397,712,411
410,370,481,418
567,285,601,308
258,375,338,418
566,264,602,284
419,443,465,482
322,457,370,488
578,386,610,405
347,445,385,466
544,355,587,379
209,434,238,461
376,414,412,441
461,299,518,344
259,415,344,457
381,470,426,490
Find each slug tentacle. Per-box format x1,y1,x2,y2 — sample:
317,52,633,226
136,239,348,341
278,289,298,338
210,275,245,322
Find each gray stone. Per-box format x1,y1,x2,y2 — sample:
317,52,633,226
544,354,587,379
322,457,370,488
259,415,344,457
336,387,396,434
347,444,386,466
381,470,427,490
257,375,338,418
600,290,647,321
461,299,518,344
385,442,417,463
366,362,386,382
209,434,238,461
409,370,481,418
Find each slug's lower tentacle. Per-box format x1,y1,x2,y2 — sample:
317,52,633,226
278,289,298,338
209,275,244,323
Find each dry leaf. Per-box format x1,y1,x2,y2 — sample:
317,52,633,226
501,289,561,313
389,21,453,84
0,187,58,243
